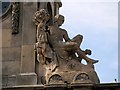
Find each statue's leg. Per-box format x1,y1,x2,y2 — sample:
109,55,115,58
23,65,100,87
71,34,83,47
77,48,98,64
71,34,98,64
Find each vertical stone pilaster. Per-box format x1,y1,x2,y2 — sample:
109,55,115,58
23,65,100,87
17,2,37,85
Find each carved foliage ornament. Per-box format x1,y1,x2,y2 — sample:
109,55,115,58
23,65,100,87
12,2,20,34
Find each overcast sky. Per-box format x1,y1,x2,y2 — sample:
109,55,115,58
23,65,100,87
60,0,118,83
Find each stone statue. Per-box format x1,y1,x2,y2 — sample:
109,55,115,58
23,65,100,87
33,9,59,84
33,9,51,64
33,9,100,85
48,14,98,65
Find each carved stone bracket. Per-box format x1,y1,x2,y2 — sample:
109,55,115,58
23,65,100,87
12,2,20,34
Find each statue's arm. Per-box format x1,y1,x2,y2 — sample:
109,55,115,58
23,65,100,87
62,29,71,42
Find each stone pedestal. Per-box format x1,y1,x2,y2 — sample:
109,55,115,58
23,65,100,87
17,73,37,85
71,84,93,90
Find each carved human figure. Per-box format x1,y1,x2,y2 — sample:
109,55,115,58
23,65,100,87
48,14,98,65
33,9,55,84
33,10,99,84
33,10,60,84
33,9,52,64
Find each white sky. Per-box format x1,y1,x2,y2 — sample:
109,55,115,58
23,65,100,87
60,0,118,83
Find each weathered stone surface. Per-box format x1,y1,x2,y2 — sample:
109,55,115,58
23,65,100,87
46,87,65,90
2,29,11,47
2,47,21,61
17,73,37,85
20,45,35,73
11,32,22,47
22,2,37,45
73,87,92,90
1,1,101,88
1,83,120,90
2,16,12,29
2,61,20,75
2,76,8,87
0,48,2,60
7,75,17,87
2,29,22,47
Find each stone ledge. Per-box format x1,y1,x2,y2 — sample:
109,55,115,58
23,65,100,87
2,83,120,90
17,73,37,86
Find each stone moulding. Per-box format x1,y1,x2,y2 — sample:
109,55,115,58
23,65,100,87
1,2,11,22
2,83,120,90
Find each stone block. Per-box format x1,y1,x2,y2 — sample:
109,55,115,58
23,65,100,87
2,61,20,75
11,32,22,47
0,68,1,82
73,87,92,90
2,16,12,29
2,75,17,87
0,29,2,48
7,75,17,87
2,29,11,47
21,45,35,73
46,87,65,90
2,29,22,47
2,47,21,61
0,48,2,61
17,73,37,85
2,75,8,88
2,88,34,90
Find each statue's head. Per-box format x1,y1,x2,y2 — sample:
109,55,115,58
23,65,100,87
33,9,50,25
54,14,64,26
